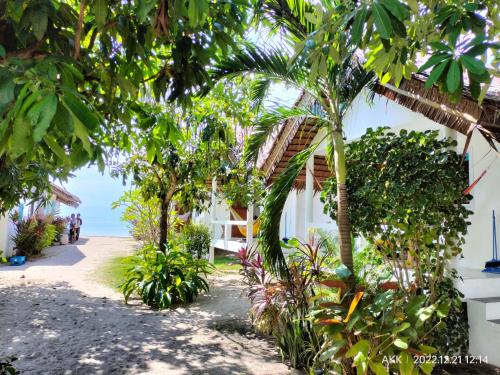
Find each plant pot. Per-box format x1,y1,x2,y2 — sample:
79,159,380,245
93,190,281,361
9,256,26,266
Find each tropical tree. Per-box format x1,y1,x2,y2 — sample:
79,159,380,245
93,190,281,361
212,1,375,278
0,0,253,212
115,82,256,249
302,0,499,104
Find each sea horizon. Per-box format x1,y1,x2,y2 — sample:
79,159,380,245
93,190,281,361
58,165,133,238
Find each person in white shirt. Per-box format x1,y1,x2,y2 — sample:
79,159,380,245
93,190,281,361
75,213,83,241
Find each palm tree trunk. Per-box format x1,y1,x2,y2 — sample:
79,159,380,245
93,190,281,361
332,129,354,274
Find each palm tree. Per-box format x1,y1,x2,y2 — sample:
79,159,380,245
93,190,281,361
212,0,375,280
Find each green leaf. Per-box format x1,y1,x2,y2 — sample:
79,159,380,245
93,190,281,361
418,53,451,73
380,0,409,21
460,55,486,75
73,118,93,155
188,0,199,27
94,0,107,28
137,0,156,22
369,361,389,375
420,362,435,375
390,17,407,38
446,60,461,93
351,6,368,45
424,60,450,89
53,103,74,135
429,41,452,51
33,94,57,142
393,337,408,349
146,142,156,163
392,322,411,334
372,2,393,39
319,340,347,361
31,8,48,40
346,339,369,358
12,115,31,156
44,135,67,160
0,45,5,57
0,76,15,109
399,352,414,375
63,94,100,131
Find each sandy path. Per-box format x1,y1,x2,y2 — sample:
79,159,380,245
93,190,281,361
0,237,291,374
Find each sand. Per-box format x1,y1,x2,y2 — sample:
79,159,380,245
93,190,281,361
0,237,291,374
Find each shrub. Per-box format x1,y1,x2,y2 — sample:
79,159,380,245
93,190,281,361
321,128,471,355
12,217,57,258
112,190,160,246
181,223,211,259
311,282,448,374
237,239,332,369
121,244,213,309
51,217,67,242
0,356,19,375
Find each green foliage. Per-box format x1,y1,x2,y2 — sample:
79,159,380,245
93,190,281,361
322,128,471,291
120,244,212,309
430,272,469,355
321,128,471,356
112,189,160,246
12,216,57,258
237,239,336,369
296,0,498,102
181,223,211,260
0,356,19,375
0,0,252,215
311,286,447,374
51,216,67,243
218,163,265,207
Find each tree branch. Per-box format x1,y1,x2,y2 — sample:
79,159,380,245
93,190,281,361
74,0,85,60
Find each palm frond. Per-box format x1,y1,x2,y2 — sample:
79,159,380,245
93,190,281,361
249,78,272,112
211,44,307,91
326,54,376,115
257,0,317,40
259,144,319,277
244,105,327,164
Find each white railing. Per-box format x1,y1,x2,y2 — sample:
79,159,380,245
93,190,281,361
211,220,247,242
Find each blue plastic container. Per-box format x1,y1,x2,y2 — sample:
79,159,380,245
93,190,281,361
9,256,26,266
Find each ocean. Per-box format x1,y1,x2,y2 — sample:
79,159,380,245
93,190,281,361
58,165,132,238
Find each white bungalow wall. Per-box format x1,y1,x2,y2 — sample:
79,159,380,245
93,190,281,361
279,91,499,274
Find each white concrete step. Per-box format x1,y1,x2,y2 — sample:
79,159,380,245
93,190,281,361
470,297,500,320
458,268,500,299
467,298,500,367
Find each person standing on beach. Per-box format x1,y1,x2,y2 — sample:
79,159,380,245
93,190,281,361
69,214,76,243
75,214,83,241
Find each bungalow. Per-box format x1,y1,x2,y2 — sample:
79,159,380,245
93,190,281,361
197,75,500,364
0,183,81,258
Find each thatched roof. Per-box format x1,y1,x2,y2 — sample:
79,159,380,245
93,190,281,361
50,184,81,208
376,75,500,143
259,75,500,191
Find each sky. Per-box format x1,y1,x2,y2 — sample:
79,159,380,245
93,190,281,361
58,165,131,237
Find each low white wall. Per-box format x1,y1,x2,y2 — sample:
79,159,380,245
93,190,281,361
0,214,14,257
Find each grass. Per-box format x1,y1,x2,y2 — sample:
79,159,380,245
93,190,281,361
96,255,136,290
214,255,242,272
96,252,242,290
